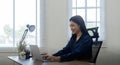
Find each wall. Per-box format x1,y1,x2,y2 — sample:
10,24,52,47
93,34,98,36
96,0,120,65
106,0,120,51
0,52,17,65
43,0,68,54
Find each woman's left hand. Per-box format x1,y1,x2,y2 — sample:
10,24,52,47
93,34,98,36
46,56,61,62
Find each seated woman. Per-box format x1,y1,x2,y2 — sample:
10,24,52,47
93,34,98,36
42,15,93,62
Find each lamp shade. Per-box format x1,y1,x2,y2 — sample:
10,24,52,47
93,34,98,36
27,24,35,32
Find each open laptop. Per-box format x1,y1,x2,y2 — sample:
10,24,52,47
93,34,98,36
30,45,47,61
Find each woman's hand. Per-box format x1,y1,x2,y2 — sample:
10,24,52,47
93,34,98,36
41,52,61,62
46,56,61,62
41,53,48,60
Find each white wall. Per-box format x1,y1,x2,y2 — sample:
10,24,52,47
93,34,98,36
43,0,69,54
0,0,120,65
105,0,120,51
0,52,17,65
95,0,120,65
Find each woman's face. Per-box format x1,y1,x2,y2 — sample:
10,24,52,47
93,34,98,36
70,21,80,34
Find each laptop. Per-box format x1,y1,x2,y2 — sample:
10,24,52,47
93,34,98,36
30,45,47,61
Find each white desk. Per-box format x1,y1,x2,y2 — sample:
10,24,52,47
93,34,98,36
8,56,91,65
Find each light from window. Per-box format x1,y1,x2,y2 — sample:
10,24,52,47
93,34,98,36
0,0,40,47
71,0,105,40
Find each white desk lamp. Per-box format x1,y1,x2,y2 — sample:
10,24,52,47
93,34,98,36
20,24,35,44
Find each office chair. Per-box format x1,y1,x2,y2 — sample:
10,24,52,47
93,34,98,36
87,27,103,65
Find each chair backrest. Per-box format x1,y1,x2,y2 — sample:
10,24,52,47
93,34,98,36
87,27,103,63
87,27,99,44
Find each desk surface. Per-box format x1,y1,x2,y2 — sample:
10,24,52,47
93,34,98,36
8,56,91,65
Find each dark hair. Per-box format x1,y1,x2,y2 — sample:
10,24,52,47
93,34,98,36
69,15,89,35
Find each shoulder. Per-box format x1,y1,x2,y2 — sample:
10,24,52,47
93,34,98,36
81,34,93,43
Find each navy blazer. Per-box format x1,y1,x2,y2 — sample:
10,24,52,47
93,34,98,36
53,33,93,62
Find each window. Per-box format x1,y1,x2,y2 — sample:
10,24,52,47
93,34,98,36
69,0,105,40
0,0,40,47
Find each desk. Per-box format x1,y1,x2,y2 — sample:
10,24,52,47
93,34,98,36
8,56,91,65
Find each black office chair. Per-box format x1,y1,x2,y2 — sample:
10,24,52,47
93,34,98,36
87,27,103,65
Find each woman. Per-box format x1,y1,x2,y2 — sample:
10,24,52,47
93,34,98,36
42,15,93,62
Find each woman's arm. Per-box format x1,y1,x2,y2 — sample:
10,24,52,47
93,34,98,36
53,34,76,56
53,41,71,56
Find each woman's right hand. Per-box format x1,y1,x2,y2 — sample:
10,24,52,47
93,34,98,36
41,53,48,60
